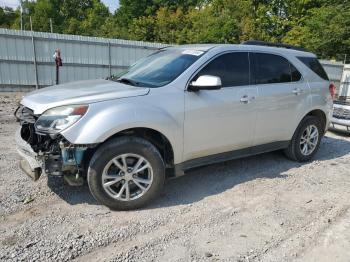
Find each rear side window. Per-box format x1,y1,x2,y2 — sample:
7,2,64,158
297,56,329,80
253,53,301,84
196,52,250,87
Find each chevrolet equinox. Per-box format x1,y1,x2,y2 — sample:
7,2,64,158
15,42,333,210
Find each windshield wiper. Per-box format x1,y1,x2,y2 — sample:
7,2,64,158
113,77,139,86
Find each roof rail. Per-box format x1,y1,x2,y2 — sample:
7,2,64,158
158,45,172,50
242,40,307,52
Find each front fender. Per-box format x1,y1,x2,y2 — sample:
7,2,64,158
60,98,183,163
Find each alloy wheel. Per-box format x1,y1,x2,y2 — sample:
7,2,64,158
300,124,319,156
101,153,153,201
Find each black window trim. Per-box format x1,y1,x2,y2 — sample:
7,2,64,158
289,61,303,83
250,51,304,86
186,50,304,90
296,56,329,81
185,50,253,90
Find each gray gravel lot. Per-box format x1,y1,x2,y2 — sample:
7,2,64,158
0,93,349,262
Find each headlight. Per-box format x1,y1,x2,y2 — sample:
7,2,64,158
35,105,88,134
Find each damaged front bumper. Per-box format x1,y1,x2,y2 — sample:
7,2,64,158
15,105,93,183
15,127,89,183
15,129,42,181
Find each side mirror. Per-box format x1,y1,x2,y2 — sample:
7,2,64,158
188,75,222,92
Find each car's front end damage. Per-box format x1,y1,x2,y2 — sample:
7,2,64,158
15,104,93,184
14,79,151,185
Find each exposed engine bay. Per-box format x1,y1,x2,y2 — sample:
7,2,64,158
15,105,92,182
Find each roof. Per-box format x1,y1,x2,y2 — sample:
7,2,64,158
167,44,315,57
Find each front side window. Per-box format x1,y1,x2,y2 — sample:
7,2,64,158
195,52,250,87
253,53,293,84
116,49,204,88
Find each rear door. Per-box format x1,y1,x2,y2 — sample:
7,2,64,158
183,52,258,161
251,52,309,145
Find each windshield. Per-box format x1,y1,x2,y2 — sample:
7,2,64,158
114,49,204,88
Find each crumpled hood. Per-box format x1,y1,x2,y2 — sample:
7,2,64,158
21,79,150,114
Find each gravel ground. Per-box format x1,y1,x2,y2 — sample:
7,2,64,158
0,92,349,262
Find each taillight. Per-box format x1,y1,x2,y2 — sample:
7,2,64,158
329,83,336,100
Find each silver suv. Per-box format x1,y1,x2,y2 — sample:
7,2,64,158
15,42,333,210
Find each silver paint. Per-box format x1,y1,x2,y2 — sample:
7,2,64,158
20,44,333,165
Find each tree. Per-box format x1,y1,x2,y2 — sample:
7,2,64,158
129,15,157,41
115,0,205,27
283,4,350,60
0,0,348,60
128,0,250,44
14,0,110,35
70,0,111,36
25,0,58,32
183,2,241,44
0,7,19,29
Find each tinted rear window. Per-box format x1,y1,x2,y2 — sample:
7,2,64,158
297,57,329,80
253,53,299,84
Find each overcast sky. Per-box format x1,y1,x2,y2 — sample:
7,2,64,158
0,0,120,12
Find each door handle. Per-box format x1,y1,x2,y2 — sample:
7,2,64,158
292,88,304,95
240,95,252,103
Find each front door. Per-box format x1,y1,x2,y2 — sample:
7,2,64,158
183,52,258,162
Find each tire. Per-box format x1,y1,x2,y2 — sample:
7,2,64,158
87,136,165,210
284,116,323,162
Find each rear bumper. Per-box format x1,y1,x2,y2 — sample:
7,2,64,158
15,129,42,181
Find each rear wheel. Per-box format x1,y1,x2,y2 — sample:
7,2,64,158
284,116,322,162
87,137,165,210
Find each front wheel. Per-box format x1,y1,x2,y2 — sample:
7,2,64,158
284,116,323,162
87,137,165,210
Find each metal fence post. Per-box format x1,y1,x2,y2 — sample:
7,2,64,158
108,41,112,77
30,16,39,90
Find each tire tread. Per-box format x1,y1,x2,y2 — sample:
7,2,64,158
284,116,322,162
87,136,165,210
